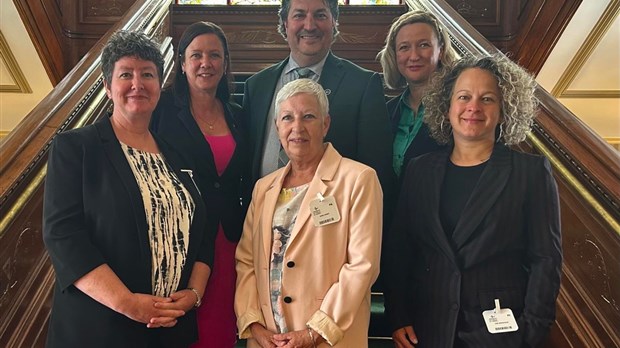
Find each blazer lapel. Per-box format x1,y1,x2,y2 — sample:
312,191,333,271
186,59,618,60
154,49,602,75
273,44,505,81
95,117,151,263
287,144,339,249
319,53,345,107
423,151,458,264
261,169,287,260
451,144,512,249
177,107,219,178
252,60,287,158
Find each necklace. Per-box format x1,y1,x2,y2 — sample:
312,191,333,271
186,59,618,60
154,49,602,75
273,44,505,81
190,104,218,131
202,118,216,130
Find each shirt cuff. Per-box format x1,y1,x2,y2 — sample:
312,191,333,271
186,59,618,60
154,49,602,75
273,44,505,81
306,310,344,346
236,310,266,339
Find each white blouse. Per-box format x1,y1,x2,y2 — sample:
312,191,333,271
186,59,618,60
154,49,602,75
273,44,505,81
122,143,195,297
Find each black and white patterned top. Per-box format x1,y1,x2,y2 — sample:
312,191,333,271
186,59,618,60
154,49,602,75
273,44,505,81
121,143,195,297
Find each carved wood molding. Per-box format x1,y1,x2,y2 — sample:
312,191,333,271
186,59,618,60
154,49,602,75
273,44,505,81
0,31,32,93
11,0,65,84
551,0,620,97
169,4,408,73
510,0,582,75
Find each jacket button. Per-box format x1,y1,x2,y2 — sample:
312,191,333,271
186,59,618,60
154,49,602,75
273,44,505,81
287,261,295,268
214,182,221,189
283,296,292,303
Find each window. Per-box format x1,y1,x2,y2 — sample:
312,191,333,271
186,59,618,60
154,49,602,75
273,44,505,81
177,0,400,5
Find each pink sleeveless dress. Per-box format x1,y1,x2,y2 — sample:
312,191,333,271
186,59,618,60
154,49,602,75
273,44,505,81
191,134,238,348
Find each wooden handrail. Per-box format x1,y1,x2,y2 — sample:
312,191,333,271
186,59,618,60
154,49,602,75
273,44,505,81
0,1,174,346
0,0,174,231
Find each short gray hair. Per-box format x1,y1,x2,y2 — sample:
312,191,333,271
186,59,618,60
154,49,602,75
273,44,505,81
275,79,329,120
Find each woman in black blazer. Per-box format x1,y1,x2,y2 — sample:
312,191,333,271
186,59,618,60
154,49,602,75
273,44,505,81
151,22,248,348
384,54,562,348
43,31,213,347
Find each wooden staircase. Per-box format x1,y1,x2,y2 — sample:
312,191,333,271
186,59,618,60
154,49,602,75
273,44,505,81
1,1,619,347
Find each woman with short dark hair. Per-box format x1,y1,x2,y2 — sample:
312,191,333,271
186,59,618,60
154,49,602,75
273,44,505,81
43,30,212,347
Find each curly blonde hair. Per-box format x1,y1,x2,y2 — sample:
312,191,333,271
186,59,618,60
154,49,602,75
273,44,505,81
424,54,539,145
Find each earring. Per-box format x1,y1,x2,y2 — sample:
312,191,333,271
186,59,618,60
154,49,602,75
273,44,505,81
497,123,504,143
440,118,450,135
182,70,185,75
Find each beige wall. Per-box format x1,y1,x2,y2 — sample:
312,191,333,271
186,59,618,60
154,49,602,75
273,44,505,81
0,1,53,139
536,0,620,150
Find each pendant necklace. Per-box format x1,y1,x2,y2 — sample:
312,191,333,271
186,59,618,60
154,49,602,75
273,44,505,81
191,104,216,130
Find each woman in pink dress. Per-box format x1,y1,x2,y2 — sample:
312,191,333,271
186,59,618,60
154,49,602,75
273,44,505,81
151,21,248,348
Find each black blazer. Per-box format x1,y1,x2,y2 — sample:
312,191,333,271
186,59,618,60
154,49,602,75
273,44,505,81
242,52,393,193
384,144,562,348
151,90,248,242
43,116,211,348
384,93,444,227
386,92,445,179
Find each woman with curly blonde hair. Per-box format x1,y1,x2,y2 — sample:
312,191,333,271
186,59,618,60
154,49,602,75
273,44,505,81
377,10,460,232
383,54,562,347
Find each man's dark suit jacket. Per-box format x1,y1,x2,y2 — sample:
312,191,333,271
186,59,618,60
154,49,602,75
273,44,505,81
242,52,393,192
43,116,211,348
384,144,562,348
152,90,249,242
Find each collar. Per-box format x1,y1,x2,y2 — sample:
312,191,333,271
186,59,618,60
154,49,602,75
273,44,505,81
284,52,330,78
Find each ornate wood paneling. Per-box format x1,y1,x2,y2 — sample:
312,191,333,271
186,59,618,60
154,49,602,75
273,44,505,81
12,0,65,85
60,0,138,73
509,0,582,74
439,0,582,74
170,5,408,73
445,0,516,39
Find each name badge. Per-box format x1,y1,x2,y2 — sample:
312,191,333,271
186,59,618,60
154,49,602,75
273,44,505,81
309,193,341,227
482,299,519,334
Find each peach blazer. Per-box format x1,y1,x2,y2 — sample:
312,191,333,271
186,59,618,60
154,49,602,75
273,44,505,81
235,143,382,347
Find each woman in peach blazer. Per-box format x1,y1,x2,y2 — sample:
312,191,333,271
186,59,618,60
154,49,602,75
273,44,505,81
235,79,383,348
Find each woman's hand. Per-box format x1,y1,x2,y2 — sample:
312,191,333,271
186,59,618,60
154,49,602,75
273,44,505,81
120,293,185,327
392,326,418,348
250,323,277,348
272,328,323,348
146,289,197,328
